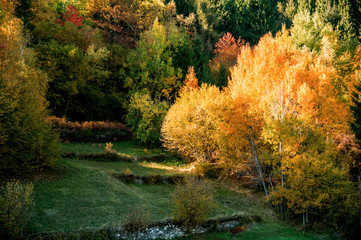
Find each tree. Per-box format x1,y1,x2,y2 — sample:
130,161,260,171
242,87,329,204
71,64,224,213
127,92,169,147
31,3,118,121
0,1,59,177
219,0,282,45
126,18,184,102
227,27,355,222
209,32,243,87
86,0,163,46
181,66,199,93
281,0,358,52
162,83,229,163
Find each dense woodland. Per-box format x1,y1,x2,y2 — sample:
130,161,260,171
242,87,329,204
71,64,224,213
1,0,361,238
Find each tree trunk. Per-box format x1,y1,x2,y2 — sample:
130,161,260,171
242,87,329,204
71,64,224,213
249,127,274,210
303,211,306,227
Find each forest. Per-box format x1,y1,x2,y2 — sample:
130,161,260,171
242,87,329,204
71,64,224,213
1,0,361,239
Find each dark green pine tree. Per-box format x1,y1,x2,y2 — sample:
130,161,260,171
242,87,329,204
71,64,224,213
241,0,282,45
219,0,282,45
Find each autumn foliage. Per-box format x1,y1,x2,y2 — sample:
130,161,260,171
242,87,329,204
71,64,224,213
181,66,199,93
163,27,360,229
56,4,83,27
162,83,229,163
47,116,127,131
209,32,243,73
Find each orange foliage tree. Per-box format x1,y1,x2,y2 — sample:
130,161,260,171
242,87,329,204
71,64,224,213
209,32,243,86
181,66,199,93
227,27,357,223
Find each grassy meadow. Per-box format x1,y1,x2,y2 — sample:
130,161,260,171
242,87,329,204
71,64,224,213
26,141,342,239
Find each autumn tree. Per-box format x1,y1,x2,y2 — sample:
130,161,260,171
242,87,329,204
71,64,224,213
181,66,199,93
209,32,243,87
86,0,163,46
228,28,356,224
162,84,230,164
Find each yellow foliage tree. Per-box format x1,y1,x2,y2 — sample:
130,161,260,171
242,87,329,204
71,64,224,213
162,84,230,164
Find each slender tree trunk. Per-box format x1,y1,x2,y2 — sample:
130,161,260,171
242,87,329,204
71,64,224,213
249,127,274,210
269,173,274,189
303,211,306,227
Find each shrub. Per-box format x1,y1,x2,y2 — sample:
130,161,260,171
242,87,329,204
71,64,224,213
122,207,150,232
0,181,34,239
47,116,127,131
126,92,169,147
105,142,116,154
124,168,132,175
47,116,131,142
170,177,215,228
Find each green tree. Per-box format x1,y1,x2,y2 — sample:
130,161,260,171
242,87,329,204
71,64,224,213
0,1,59,177
126,19,183,102
280,0,358,52
127,92,169,147
220,0,282,45
31,3,119,121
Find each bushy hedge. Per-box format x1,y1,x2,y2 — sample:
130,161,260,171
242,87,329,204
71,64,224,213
47,117,131,142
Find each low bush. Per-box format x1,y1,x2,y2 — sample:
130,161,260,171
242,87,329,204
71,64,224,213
48,116,127,131
170,177,215,228
47,117,131,142
0,181,34,240
122,207,150,232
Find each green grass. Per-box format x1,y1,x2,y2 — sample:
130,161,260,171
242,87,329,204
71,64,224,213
70,158,188,176
61,140,165,156
30,159,264,233
29,141,339,239
177,223,337,240
30,158,174,233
